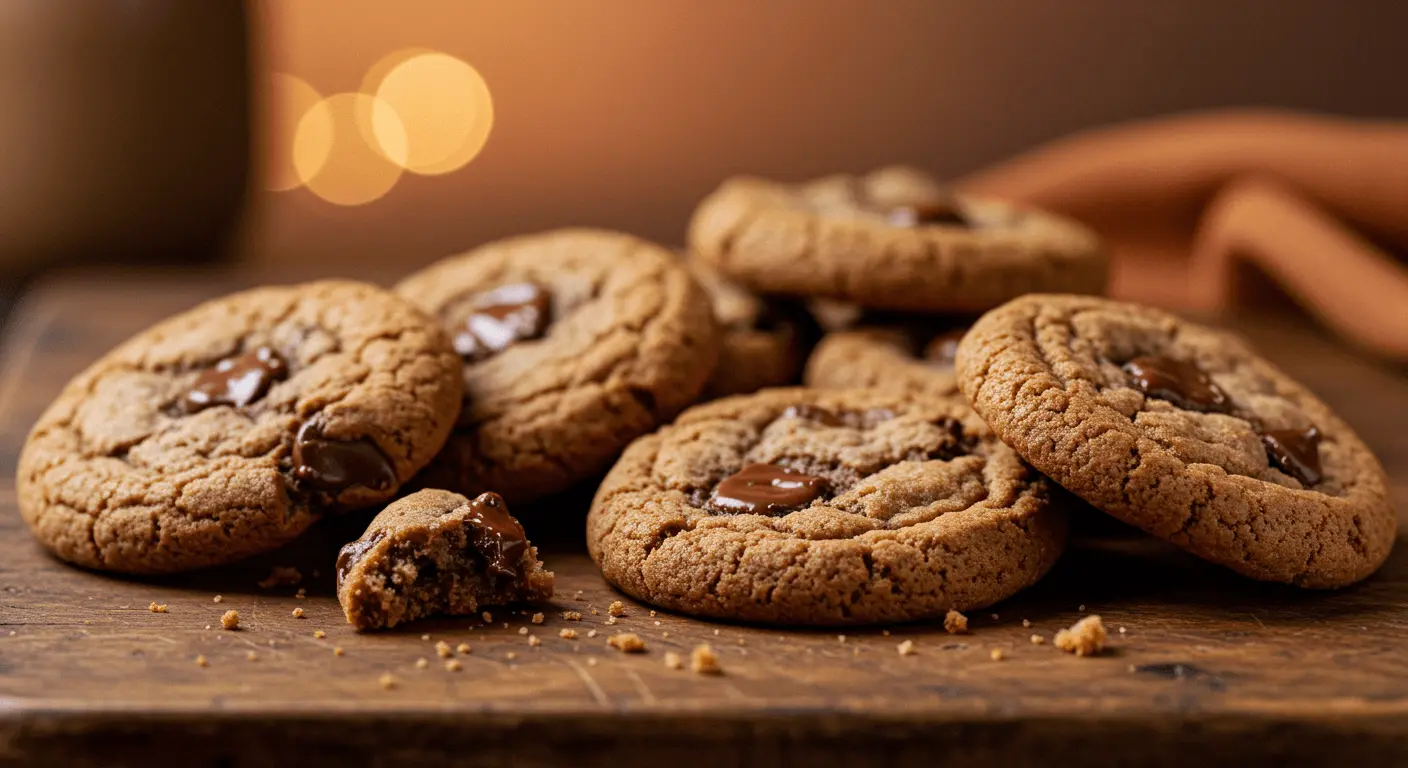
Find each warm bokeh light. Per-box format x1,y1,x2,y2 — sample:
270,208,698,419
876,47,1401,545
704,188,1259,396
368,52,495,175
292,93,408,206
264,74,323,191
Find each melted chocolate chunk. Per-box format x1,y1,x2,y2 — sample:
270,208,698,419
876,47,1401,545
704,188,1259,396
887,199,969,228
182,346,288,413
781,404,844,427
709,463,830,516
335,530,386,586
922,329,967,366
1261,425,1323,486
453,283,551,363
464,492,528,579
292,421,397,496
1123,355,1231,413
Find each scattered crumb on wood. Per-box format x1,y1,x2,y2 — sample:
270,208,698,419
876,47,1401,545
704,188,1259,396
435,641,453,658
378,673,396,690
586,629,598,638
531,613,545,625
220,610,240,630
415,658,429,669
990,649,1005,661
212,595,223,604
445,660,463,672
837,635,847,643
457,643,472,655
505,652,518,660
1055,615,1107,657
481,611,493,623
608,633,646,653
421,634,431,641
586,657,598,667
559,628,578,639
257,566,302,589
1022,619,1031,628
561,611,582,621
246,651,259,662
650,610,657,617
295,588,306,599
605,616,618,626
194,655,208,667
334,647,344,656
1031,634,1046,645
608,601,626,617
897,640,916,656
148,602,167,613
737,638,746,646
1119,626,1128,634
990,613,1000,621
1078,604,1087,612
944,610,968,634
882,629,891,637
528,635,542,648
664,652,684,670
292,607,305,619
313,630,326,639
518,627,528,636
691,644,722,675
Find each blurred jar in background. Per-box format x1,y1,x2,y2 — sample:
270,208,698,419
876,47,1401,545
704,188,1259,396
0,0,249,273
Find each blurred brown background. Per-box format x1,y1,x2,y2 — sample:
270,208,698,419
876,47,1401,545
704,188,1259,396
2,0,1407,276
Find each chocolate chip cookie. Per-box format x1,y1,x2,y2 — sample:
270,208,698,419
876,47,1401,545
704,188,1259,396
17,281,463,574
688,165,1108,313
804,325,967,398
396,229,720,504
587,388,1068,625
336,489,554,630
686,259,811,398
956,294,1397,587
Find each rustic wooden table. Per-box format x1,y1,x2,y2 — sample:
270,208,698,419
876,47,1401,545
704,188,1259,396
1,271,1405,767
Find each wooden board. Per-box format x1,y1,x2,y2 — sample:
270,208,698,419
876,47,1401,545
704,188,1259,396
1,271,1406,767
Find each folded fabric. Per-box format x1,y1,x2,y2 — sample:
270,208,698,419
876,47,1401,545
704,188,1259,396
959,110,1408,361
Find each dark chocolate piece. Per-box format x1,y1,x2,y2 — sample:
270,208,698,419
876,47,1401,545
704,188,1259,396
1123,355,1231,413
1261,425,1323,486
181,346,288,413
453,283,551,362
709,463,829,516
292,421,397,496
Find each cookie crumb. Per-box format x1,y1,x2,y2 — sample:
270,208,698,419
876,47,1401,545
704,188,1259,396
574,590,584,600
445,660,463,672
653,621,661,626
561,611,582,621
990,649,1005,661
334,647,344,656
528,635,542,648
882,629,891,637
204,625,211,630
518,627,528,636
212,595,223,604
690,644,722,675
1078,604,1086,612
897,640,916,656
837,635,847,644
649,610,657,617
1022,619,1031,628
990,613,1000,621
1030,634,1046,645
531,612,545,624
435,641,453,658
313,630,326,639
1055,615,1107,657
737,638,746,646
379,673,396,690
148,602,167,613
457,643,472,654
421,634,431,641
661,632,669,638
605,616,618,626
608,633,646,653
586,657,598,667
257,566,302,589
713,629,719,636
415,658,429,669
586,629,598,638
943,610,968,634
505,651,518,660
292,607,305,619
220,610,240,630
608,601,625,617
295,588,307,599
481,611,493,623
664,651,684,670
1119,626,1127,634
246,651,259,662
194,655,208,667
559,628,578,640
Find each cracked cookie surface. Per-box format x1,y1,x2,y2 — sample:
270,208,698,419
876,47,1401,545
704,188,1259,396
586,388,1067,625
805,325,966,398
688,166,1108,313
397,229,720,505
686,259,812,398
17,281,463,574
956,294,1396,587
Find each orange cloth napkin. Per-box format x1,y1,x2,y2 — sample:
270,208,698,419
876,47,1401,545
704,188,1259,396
959,110,1408,362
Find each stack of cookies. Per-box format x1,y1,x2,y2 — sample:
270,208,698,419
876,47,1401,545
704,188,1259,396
16,167,1396,633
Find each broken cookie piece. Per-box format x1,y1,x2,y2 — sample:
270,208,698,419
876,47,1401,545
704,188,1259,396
336,489,554,630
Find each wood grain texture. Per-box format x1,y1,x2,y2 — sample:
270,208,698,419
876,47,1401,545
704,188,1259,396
1,272,1406,767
